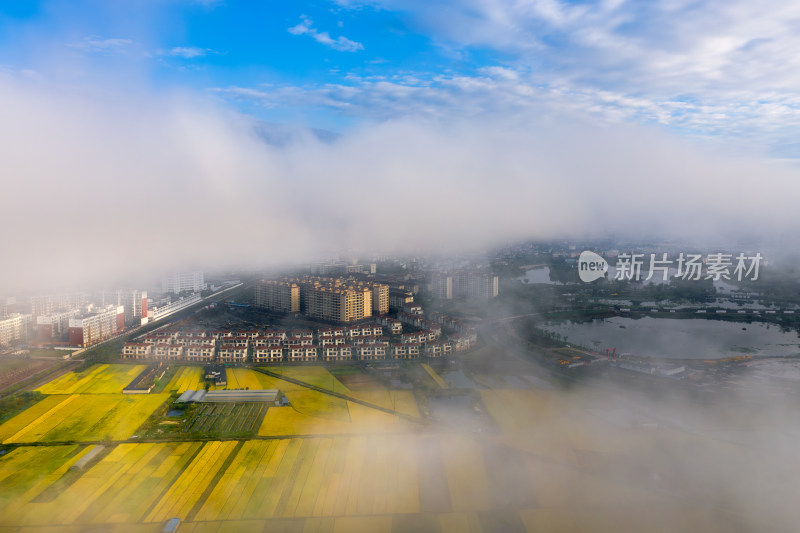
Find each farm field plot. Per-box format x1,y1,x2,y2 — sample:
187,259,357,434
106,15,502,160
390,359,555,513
0,441,209,526
166,367,297,393
184,403,269,435
194,435,422,521
259,389,351,436
0,394,169,443
266,367,351,394
259,390,420,436
0,445,90,520
330,367,384,390
165,366,206,394
0,431,719,529
346,390,420,419
37,364,146,394
346,402,410,432
0,358,45,373
0,360,55,396
225,368,277,390
167,366,366,396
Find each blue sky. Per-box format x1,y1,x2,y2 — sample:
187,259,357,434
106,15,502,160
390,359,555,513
3,0,800,155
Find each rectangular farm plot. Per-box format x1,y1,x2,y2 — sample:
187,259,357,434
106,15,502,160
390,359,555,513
0,441,210,526
165,366,206,394
0,434,529,527
166,367,285,394
258,389,421,437
145,440,239,523
346,390,421,419
195,436,422,521
224,368,275,390
266,367,351,394
0,445,90,523
37,364,147,394
0,394,169,444
258,389,352,436
184,403,270,436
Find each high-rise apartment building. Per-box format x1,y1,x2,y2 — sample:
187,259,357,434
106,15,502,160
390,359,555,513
115,289,148,324
29,293,87,316
68,305,125,347
0,297,15,318
36,309,81,340
429,270,498,300
162,272,206,294
254,281,300,313
429,273,453,299
0,314,32,346
371,284,389,315
255,276,388,322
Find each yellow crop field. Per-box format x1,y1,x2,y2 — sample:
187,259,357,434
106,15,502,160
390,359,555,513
346,390,420,419
259,388,420,436
0,442,208,526
259,405,354,436
146,441,239,523
0,394,169,444
225,368,275,390
346,402,402,432
0,395,76,442
165,366,206,393
195,435,422,522
0,445,88,521
37,364,146,394
166,367,326,393
0,433,631,528
267,367,350,394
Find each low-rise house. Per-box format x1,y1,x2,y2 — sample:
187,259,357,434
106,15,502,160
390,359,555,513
287,345,318,362
186,344,215,362
121,342,151,359
354,344,387,360
391,343,420,359
218,345,248,363
253,345,284,363
322,345,353,361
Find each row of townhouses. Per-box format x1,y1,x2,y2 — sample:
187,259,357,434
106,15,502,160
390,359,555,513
122,339,459,362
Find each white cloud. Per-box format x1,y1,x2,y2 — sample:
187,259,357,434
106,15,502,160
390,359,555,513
330,0,800,156
3,73,800,293
288,15,364,52
168,46,215,59
71,37,134,53
214,68,800,156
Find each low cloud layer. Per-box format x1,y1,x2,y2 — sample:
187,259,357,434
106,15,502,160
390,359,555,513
2,74,799,293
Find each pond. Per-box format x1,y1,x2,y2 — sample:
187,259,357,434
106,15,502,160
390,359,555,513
539,316,800,359
517,267,558,284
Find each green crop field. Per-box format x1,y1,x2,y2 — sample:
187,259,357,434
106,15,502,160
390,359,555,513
184,403,270,435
